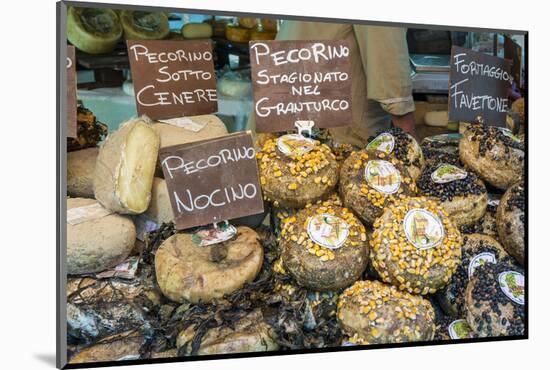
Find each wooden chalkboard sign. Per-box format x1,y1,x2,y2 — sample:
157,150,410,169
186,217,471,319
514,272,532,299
249,40,352,133
127,40,218,120
159,132,264,230
66,45,77,138
504,36,522,88
448,46,512,126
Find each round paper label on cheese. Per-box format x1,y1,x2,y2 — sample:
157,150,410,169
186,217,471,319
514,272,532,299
498,271,524,305
448,319,474,339
277,134,316,156
498,127,522,143
366,133,395,154
365,160,401,194
403,209,445,250
468,252,496,278
431,164,468,184
307,213,350,250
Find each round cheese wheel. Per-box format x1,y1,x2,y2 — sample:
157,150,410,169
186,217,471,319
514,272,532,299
67,7,122,54
339,149,417,226
257,136,339,208
225,25,251,43
67,198,136,275
176,309,278,355
155,227,263,303
416,162,488,227
366,127,424,180
338,280,435,345
120,10,170,40
496,182,525,265
370,197,462,295
181,22,213,39
464,262,525,337
436,234,513,316
67,147,98,198
459,124,524,190
280,200,368,290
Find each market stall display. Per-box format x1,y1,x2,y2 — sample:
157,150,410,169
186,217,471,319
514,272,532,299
67,147,98,198
257,136,339,208
416,162,487,227
279,199,368,291
459,124,524,190
62,11,527,366
464,262,524,337
67,198,136,275
67,7,122,54
155,227,264,303
370,197,462,295
339,149,417,226
496,182,525,265
337,280,435,344
436,233,512,317
94,117,160,214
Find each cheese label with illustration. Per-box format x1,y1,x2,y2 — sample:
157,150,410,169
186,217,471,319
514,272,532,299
365,160,401,194
498,127,522,143
468,252,497,278
498,271,525,305
277,134,317,156
431,164,468,184
366,133,395,154
448,319,474,339
192,223,237,247
403,209,445,250
307,213,350,250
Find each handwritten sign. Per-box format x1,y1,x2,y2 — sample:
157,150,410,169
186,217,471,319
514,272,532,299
127,40,218,120
449,46,512,126
249,40,352,132
504,36,522,88
159,132,264,230
67,45,77,138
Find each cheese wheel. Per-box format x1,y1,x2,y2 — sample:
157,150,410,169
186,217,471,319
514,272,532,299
496,182,525,265
181,22,213,39
225,25,251,43
280,200,368,291
120,10,170,40
152,115,228,149
250,29,276,41
459,124,524,190
67,7,122,54
257,137,339,208
338,280,435,344
67,147,98,198
155,227,263,303
238,17,258,29
261,18,278,32
424,110,449,127
370,197,462,295
339,149,417,226
94,117,159,214
67,198,136,275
